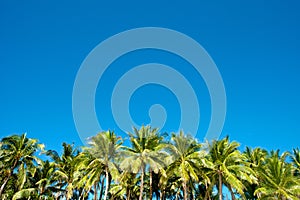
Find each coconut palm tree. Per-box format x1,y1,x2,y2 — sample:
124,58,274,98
12,160,60,200
84,130,123,200
291,148,300,176
164,131,208,200
109,171,140,200
120,126,167,200
243,147,267,199
75,150,105,199
254,150,300,199
46,142,80,200
207,136,256,200
1,130,300,199
35,160,60,199
0,133,44,198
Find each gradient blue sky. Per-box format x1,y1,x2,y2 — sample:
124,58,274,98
0,1,299,153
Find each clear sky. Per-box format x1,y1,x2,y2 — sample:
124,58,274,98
0,1,299,153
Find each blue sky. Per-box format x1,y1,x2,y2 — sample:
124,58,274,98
0,1,299,153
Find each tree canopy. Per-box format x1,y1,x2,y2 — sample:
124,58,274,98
0,127,299,200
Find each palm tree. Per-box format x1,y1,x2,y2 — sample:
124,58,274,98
35,160,60,199
291,148,300,176
254,150,300,199
84,130,123,200
120,126,167,200
75,150,105,199
243,147,267,199
12,160,60,200
109,171,140,200
164,131,208,200
0,133,44,197
1,130,300,199
46,142,80,200
207,136,256,200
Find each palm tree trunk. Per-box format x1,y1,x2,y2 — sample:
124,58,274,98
66,181,73,200
162,191,165,200
139,164,145,200
228,185,236,200
204,187,209,200
182,181,188,200
39,187,45,200
204,183,213,200
149,168,153,200
99,175,105,200
126,188,131,200
218,170,223,200
94,183,98,200
204,189,212,200
104,167,109,200
0,159,18,197
0,173,11,197
159,190,163,200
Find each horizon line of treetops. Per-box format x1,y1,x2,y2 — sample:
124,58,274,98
0,126,300,200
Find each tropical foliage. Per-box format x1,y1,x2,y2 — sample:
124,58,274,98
0,127,299,199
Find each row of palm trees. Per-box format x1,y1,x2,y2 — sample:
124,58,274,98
0,126,299,199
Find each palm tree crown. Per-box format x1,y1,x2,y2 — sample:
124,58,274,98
0,130,299,200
